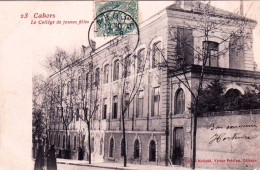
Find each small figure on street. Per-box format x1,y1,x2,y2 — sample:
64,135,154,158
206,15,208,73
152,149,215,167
34,141,45,170
47,145,57,170
78,147,84,160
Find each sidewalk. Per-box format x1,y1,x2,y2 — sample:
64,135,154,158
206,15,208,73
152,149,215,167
56,158,191,170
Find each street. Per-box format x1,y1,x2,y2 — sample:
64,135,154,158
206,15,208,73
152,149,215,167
58,163,110,170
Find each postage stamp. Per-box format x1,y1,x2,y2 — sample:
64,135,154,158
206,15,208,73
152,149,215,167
94,0,138,37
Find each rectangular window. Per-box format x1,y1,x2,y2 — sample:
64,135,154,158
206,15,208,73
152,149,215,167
84,108,88,120
137,50,145,73
112,96,118,119
124,93,130,117
78,76,81,90
86,73,89,89
114,60,119,81
136,91,144,117
103,99,107,119
104,65,109,83
152,42,161,68
203,41,219,67
152,87,160,116
76,108,79,121
67,82,70,95
123,56,131,78
229,35,244,69
177,27,194,66
95,68,100,87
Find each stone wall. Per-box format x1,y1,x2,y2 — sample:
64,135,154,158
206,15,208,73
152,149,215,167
196,110,260,169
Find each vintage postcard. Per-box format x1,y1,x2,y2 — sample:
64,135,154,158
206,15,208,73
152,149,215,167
0,1,260,170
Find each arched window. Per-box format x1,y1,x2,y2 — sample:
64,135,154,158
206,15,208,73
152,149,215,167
225,89,242,110
109,138,114,157
74,136,77,150
175,89,185,115
134,139,140,159
137,49,145,73
152,41,161,68
121,138,125,157
104,64,109,83
100,138,103,155
149,140,156,162
113,60,120,81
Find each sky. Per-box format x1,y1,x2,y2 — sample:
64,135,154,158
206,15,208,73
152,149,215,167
1,1,260,77
0,1,260,169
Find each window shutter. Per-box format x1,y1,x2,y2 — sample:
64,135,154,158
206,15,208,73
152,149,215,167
177,28,194,66
229,35,244,69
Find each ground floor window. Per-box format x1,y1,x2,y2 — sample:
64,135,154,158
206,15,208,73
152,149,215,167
109,138,114,157
149,140,156,162
134,139,140,159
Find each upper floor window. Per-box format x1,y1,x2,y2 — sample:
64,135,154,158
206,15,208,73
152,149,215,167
57,85,60,96
95,68,100,87
152,41,161,68
152,87,160,117
67,82,70,95
76,108,79,121
71,79,74,95
137,49,145,73
203,41,219,67
176,27,194,66
112,96,118,119
123,55,131,78
78,76,81,90
84,107,88,120
85,73,89,89
175,89,185,115
136,91,144,117
103,98,107,119
62,83,65,96
113,60,120,81
123,93,130,117
104,64,109,84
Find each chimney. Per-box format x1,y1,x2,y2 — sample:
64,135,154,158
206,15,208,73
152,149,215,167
240,0,244,16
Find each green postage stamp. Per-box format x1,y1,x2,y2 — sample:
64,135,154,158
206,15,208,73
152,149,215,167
94,0,138,37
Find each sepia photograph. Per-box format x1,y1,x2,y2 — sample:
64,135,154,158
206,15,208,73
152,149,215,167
0,0,260,170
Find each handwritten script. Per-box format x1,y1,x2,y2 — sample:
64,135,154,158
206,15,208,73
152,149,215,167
207,123,258,144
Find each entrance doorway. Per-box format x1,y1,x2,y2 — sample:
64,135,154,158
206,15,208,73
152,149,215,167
172,127,184,166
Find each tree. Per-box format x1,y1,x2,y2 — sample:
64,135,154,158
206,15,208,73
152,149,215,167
73,51,101,164
193,79,260,115
45,48,80,159
117,44,148,167
154,1,251,168
33,75,49,157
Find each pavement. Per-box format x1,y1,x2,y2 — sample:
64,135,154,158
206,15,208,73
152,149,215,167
56,158,192,170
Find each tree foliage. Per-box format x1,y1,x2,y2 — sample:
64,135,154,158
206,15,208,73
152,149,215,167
194,79,260,116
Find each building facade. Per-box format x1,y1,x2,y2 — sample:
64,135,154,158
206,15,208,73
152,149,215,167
47,1,259,168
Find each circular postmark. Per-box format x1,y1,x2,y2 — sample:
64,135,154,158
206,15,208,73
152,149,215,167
88,9,140,55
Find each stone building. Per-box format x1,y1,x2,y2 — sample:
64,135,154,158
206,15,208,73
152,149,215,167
47,1,259,168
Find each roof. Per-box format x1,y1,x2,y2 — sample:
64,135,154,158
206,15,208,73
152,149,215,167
166,1,256,23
